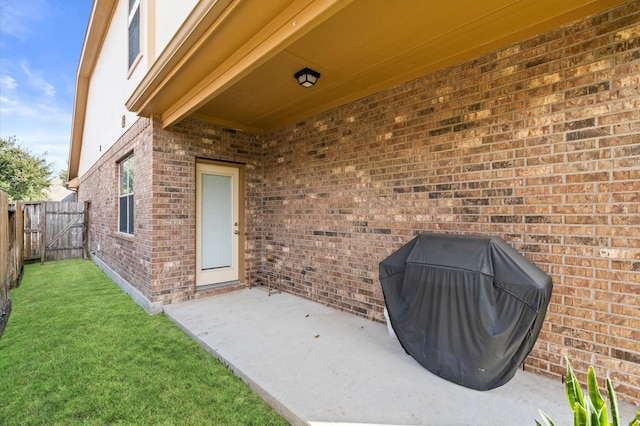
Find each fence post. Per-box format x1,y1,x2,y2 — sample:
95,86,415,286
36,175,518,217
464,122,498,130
13,201,23,287
83,201,90,260
40,203,46,264
1,190,11,340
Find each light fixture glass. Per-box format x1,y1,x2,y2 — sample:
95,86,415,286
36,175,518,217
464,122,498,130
294,67,321,88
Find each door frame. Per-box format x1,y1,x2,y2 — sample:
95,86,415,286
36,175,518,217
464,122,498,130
195,159,245,287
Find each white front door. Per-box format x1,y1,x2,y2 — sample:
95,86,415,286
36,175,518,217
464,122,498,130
196,162,241,286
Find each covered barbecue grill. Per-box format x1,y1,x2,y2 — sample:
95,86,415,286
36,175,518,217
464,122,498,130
379,233,553,390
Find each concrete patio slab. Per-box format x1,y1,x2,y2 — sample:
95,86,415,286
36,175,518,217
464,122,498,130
163,288,638,426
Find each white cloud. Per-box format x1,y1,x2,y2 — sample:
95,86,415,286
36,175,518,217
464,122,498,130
21,62,56,97
0,95,19,112
0,64,70,172
0,94,69,122
0,0,85,174
0,63,61,120
0,74,18,90
0,108,71,173
0,0,49,40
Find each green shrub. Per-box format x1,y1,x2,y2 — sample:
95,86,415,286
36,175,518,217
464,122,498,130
537,357,640,426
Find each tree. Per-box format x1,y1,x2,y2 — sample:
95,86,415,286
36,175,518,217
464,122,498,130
0,136,52,201
58,166,68,182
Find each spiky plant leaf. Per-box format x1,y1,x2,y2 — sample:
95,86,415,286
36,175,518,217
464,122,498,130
574,401,589,426
597,406,608,426
537,410,556,426
585,367,608,426
587,367,606,414
537,358,639,426
566,358,585,411
591,404,608,426
605,377,619,426
584,396,601,426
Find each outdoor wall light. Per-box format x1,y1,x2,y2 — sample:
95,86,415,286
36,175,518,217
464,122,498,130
294,67,321,87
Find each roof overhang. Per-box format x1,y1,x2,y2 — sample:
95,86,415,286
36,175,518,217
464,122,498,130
126,0,355,133
68,0,117,181
69,0,628,180
65,177,80,190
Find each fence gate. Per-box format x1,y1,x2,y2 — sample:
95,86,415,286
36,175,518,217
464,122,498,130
22,202,44,261
23,202,87,262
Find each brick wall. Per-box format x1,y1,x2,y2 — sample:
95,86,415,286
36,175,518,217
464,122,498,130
261,3,639,402
80,116,263,305
149,117,262,304
79,1,639,403
80,117,155,300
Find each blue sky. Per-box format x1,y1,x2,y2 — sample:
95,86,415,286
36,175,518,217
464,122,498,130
0,0,93,176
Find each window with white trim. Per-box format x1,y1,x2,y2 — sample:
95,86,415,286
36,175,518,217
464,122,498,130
128,0,140,69
119,156,134,234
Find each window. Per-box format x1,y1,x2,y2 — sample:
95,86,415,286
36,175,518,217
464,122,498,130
128,0,140,68
119,156,134,234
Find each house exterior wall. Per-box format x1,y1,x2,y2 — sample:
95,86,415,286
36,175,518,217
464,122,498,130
78,1,639,403
79,0,196,176
78,116,263,305
261,3,639,402
153,0,198,57
79,0,150,177
147,117,263,304
79,118,155,299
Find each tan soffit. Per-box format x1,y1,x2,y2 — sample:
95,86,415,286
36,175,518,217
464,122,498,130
71,0,629,179
126,0,628,133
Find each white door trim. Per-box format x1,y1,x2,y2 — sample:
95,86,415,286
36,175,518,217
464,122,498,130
195,161,243,286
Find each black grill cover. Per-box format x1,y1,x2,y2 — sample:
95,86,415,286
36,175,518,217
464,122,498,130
379,233,552,390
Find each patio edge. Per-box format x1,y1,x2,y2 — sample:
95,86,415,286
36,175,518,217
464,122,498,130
164,305,308,426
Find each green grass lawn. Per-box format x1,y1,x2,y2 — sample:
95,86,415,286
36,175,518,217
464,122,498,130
0,259,287,425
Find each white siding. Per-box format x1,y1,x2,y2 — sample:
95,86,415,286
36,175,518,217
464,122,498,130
154,0,199,58
78,0,198,177
79,1,145,176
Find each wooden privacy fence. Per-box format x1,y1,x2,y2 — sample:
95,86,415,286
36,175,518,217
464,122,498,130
1,191,9,339
23,201,89,263
1,197,86,339
1,191,23,339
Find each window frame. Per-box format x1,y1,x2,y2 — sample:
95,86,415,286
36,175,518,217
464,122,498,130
118,155,135,235
128,0,141,70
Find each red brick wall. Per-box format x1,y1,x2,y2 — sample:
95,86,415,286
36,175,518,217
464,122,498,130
80,117,155,299
79,116,263,304
79,2,639,403
261,3,639,402
148,117,262,304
